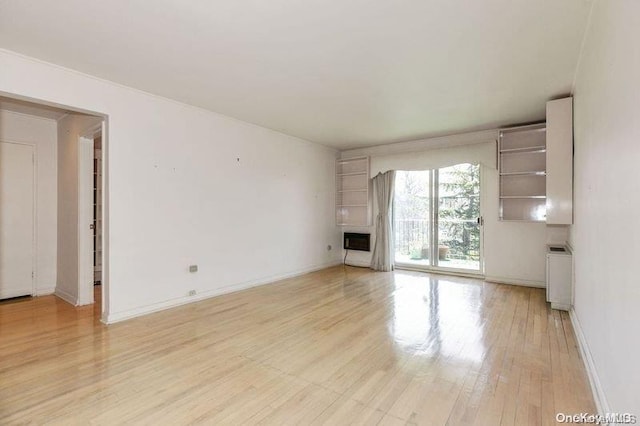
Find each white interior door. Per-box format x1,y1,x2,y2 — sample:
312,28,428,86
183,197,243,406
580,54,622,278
0,142,35,299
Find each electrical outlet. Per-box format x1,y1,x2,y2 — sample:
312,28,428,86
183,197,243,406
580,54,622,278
188,290,196,296
189,265,198,273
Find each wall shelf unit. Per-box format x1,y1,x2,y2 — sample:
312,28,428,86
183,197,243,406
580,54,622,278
499,124,547,222
500,171,546,176
500,146,546,153
336,157,371,226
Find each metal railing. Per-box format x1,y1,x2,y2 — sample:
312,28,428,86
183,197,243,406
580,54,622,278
394,219,480,261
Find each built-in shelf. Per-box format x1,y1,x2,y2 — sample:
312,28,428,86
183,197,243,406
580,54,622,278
500,219,546,223
500,147,546,154
501,126,547,134
499,123,547,221
500,171,546,176
337,171,368,177
336,157,371,226
499,97,573,224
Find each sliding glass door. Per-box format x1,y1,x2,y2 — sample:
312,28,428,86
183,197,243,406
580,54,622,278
436,164,481,271
394,163,482,274
394,170,431,267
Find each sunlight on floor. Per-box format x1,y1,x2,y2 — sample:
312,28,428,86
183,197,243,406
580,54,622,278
390,272,485,363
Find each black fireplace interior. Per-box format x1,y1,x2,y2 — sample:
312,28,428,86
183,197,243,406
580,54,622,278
343,233,370,252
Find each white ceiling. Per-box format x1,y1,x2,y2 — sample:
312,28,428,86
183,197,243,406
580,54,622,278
0,97,70,120
0,0,591,149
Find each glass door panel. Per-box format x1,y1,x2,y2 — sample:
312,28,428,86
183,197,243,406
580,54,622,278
394,171,431,267
435,164,481,271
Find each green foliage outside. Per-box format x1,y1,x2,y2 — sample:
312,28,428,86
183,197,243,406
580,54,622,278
438,164,480,261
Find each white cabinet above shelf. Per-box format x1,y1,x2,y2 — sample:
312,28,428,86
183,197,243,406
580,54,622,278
546,98,574,225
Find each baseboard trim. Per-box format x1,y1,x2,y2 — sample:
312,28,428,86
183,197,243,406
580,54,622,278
35,287,56,296
105,260,343,324
484,276,546,288
54,287,78,306
569,308,610,416
551,302,571,311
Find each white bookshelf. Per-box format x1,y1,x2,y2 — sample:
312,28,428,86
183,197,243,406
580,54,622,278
336,157,371,226
499,124,547,222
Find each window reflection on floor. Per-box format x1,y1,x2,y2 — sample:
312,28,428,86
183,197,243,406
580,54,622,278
389,271,485,364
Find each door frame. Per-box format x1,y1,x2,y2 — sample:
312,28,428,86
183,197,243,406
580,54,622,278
77,122,104,307
0,140,37,297
0,89,110,321
77,132,94,305
394,165,485,277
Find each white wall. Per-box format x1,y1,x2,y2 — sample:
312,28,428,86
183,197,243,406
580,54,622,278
570,0,640,414
482,166,548,285
0,109,57,294
0,49,341,322
56,113,102,305
341,130,549,286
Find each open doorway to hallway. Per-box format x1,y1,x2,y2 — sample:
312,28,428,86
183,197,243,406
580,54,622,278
0,95,108,320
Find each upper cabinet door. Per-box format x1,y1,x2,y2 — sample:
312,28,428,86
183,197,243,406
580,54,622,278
546,98,574,225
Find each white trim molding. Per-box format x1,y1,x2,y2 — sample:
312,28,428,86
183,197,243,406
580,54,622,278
35,287,56,296
484,276,545,288
104,260,343,324
569,308,610,416
54,287,78,306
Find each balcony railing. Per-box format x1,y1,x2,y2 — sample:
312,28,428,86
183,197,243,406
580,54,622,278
394,219,480,262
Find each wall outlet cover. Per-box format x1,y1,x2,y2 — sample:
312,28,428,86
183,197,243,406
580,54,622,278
188,290,196,296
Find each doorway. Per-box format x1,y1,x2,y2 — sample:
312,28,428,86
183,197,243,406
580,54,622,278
0,94,108,320
393,163,483,274
93,134,103,286
77,123,104,307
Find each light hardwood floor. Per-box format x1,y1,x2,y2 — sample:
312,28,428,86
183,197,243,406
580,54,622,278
0,266,595,425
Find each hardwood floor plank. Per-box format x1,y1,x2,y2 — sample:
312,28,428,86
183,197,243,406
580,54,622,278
0,267,595,425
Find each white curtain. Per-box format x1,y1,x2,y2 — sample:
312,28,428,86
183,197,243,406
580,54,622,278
370,171,396,272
